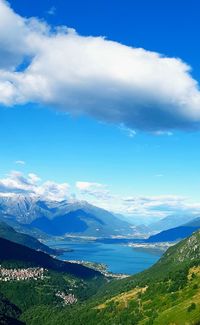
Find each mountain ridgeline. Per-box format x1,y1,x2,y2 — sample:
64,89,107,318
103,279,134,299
1,195,200,240
0,195,133,237
147,217,200,243
149,213,200,232
0,221,59,255
0,236,101,279
146,226,199,242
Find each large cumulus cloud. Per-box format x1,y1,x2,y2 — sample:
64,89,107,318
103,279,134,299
0,170,70,201
0,0,200,131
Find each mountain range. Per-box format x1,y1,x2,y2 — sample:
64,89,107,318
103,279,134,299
0,195,134,237
1,195,200,242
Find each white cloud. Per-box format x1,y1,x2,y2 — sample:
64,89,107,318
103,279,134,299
15,160,26,165
153,131,173,136
28,173,41,184
0,171,38,194
36,181,70,201
76,181,105,191
0,170,70,201
120,195,200,221
0,1,200,131
75,182,200,221
76,181,111,200
119,125,137,138
47,6,56,16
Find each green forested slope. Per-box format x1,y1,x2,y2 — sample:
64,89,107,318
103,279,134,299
2,231,200,324
0,292,25,325
0,221,57,255
0,236,102,279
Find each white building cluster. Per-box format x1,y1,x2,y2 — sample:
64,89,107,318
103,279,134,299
56,291,77,305
0,266,46,282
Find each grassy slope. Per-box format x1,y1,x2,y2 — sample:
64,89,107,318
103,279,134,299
92,265,200,325
86,231,200,325
152,266,200,325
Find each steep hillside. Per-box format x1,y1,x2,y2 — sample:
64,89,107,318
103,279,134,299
129,230,200,282
2,232,200,324
80,231,200,325
0,293,25,325
30,208,132,237
10,230,200,325
157,230,200,265
0,240,106,325
0,237,101,279
0,221,58,255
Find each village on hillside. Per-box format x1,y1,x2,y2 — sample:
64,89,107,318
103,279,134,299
0,266,46,282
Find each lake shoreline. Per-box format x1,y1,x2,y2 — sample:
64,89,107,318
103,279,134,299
46,237,162,275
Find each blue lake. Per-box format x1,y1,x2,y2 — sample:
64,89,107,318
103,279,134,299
47,239,162,275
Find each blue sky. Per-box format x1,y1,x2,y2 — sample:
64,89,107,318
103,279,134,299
0,0,200,220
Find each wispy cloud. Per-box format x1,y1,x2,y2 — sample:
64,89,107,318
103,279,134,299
47,6,56,16
119,125,137,138
153,131,173,136
15,160,26,165
0,1,200,132
76,181,111,200
76,180,200,221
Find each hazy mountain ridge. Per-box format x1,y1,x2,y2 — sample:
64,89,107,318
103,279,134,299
146,226,199,243
146,217,200,243
1,195,200,240
0,195,134,237
0,221,58,255
149,212,199,232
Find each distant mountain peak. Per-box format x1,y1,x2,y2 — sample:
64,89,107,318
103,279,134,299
0,194,135,237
